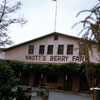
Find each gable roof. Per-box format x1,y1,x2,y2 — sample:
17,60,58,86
3,32,96,51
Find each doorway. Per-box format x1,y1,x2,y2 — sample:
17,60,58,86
64,75,72,91
34,72,41,87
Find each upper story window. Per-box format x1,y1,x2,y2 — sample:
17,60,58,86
67,45,73,55
57,45,64,54
28,45,34,54
54,33,58,40
79,44,86,55
47,45,53,54
39,45,45,54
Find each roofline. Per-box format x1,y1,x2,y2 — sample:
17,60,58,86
4,32,97,51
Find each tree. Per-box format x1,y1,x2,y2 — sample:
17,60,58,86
0,0,26,47
73,1,100,43
0,0,26,99
0,60,19,99
73,0,100,100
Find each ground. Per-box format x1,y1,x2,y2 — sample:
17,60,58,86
49,91,92,100
31,91,92,100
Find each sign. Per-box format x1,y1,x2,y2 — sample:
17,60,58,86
65,75,68,80
41,73,43,79
25,55,86,63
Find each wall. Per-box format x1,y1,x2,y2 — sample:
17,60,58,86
72,74,80,91
0,51,5,59
5,34,100,63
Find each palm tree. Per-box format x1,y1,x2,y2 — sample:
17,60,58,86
73,1,100,100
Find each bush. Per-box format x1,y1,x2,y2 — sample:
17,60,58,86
0,60,19,99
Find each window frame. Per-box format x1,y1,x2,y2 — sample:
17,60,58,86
67,44,73,55
54,34,58,40
79,44,86,55
47,45,53,54
57,45,64,54
28,45,34,54
39,45,45,54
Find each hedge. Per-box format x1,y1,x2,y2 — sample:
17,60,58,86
0,59,100,74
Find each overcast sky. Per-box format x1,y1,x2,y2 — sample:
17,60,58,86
8,0,98,45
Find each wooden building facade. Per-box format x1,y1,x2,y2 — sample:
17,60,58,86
3,32,99,92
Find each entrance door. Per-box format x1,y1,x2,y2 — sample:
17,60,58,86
64,75,72,91
80,75,89,91
22,72,29,85
34,72,41,87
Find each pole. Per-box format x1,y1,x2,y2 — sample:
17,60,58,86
54,0,57,32
93,90,97,100
45,86,49,100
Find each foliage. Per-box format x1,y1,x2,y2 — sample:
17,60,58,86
73,1,100,43
1,59,100,94
1,59,100,74
73,2,100,100
24,62,82,72
0,59,100,99
6,60,25,71
16,87,25,100
0,60,19,99
0,0,26,47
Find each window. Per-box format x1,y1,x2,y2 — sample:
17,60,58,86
57,45,64,54
54,33,58,40
67,45,73,55
47,45,53,54
79,44,86,55
47,74,58,83
39,45,45,54
28,45,34,54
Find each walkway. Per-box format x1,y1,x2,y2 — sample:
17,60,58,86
49,91,92,100
31,90,93,100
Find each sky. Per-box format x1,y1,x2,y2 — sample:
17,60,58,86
7,0,99,45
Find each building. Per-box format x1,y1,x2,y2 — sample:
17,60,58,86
3,32,100,91
0,48,5,59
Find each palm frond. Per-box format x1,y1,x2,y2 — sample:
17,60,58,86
77,26,90,36
71,21,82,29
76,10,91,17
